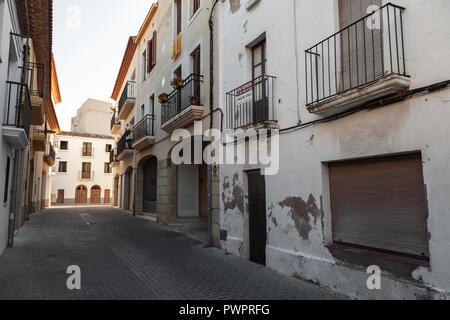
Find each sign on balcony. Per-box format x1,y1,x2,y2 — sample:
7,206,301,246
236,81,253,105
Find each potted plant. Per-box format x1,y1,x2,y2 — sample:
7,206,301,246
171,76,183,89
158,93,168,104
189,96,200,105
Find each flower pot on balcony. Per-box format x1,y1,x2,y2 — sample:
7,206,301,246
190,96,200,105
159,93,169,104
171,77,183,89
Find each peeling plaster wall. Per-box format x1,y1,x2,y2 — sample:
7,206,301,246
218,0,450,299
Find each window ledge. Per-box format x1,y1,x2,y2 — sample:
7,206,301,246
326,243,430,268
188,7,202,27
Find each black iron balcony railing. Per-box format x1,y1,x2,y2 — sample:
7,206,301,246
132,114,155,143
226,75,277,130
109,149,118,163
20,62,45,98
161,74,203,124
118,81,136,115
117,131,132,155
44,141,56,165
3,81,32,138
305,3,407,106
110,112,120,130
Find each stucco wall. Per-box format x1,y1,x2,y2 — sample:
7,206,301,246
218,0,450,299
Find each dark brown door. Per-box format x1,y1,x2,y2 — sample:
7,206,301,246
57,189,64,204
191,46,201,101
91,187,101,204
174,66,182,112
248,171,267,265
104,189,111,204
75,186,88,204
329,153,430,259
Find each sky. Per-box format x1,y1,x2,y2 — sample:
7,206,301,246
53,0,157,131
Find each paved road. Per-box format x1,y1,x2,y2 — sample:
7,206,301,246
0,208,342,300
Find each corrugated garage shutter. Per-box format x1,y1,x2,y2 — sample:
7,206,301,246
329,153,430,259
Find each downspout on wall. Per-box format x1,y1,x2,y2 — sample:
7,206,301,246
207,0,219,247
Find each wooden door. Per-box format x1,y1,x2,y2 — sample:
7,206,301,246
248,171,267,266
252,40,268,124
75,186,88,204
91,188,101,204
57,189,64,204
104,189,111,204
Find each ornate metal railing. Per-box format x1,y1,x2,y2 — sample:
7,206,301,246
118,81,136,115
3,81,32,138
132,114,155,143
161,74,203,124
305,3,407,106
226,75,277,130
117,131,132,155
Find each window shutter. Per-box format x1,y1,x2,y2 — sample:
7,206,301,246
152,31,157,69
147,39,153,73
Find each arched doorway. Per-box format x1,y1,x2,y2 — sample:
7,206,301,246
75,185,88,204
91,185,101,204
143,157,157,213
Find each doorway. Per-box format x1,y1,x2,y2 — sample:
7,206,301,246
248,170,267,265
75,185,88,204
143,157,157,213
177,165,199,218
123,168,132,210
91,185,101,204
104,189,111,204
57,189,64,204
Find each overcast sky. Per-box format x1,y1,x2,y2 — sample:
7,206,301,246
53,0,156,131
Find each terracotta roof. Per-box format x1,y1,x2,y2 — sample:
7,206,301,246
51,53,61,104
57,132,114,140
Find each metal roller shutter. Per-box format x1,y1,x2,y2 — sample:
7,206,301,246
329,153,430,259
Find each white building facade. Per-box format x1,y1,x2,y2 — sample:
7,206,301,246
51,99,114,206
217,0,450,299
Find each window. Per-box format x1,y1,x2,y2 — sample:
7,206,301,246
192,0,200,17
104,163,112,174
60,141,68,150
147,31,157,73
82,142,93,157
191,46,201,99
141,104,145,119
105,144,112,152
252,40,266,80
4,157,11,204
142,50,147,82
81,162,91,179
58,161,67,173
175,0,182,35
150,94,155,115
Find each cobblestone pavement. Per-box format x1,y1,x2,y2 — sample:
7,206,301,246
0,208,343,300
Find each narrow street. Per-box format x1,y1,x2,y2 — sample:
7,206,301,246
0,208,341,300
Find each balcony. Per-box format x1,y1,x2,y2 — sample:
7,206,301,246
24,62,45,125
2,81,31,148
31,128,46,152
305,3,409,116
109,149,119,167
78,170,94,181
161,74,204,133
110,112,121,135
117,131,133,160
118,81,136,120
132,114,156,151
226,75,277,131
44,141,56,166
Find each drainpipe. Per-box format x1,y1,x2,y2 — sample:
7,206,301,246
207,0,219,247
292,0,301,124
